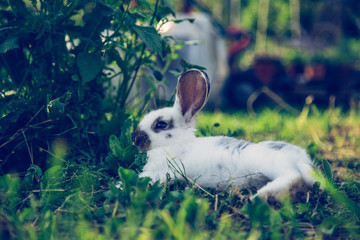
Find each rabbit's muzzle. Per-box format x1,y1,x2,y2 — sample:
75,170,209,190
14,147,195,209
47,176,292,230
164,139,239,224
132,127,151,152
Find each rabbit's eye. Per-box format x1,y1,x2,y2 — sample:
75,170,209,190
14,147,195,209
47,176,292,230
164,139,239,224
155,121,168,130
152,117,173,133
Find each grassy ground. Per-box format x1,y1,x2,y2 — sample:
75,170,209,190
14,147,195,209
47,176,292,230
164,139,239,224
1,107,360,239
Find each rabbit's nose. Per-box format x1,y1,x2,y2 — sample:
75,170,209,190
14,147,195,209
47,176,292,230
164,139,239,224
132,128,151,151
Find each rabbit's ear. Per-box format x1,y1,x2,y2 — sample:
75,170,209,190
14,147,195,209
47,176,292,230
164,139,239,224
175,69,210,122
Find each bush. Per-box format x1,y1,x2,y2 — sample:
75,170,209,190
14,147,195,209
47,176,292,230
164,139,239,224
0,0,176,173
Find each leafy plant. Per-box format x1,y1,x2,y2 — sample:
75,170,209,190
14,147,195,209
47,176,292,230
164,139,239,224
105,117,146,172
0,0,177,173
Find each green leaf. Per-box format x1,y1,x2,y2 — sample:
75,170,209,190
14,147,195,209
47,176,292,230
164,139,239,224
118,167,138,195
109,135,123,158
145,182,164,204
119,118,133,148
134,153,147,167
132,25,162,56
322,159,333,181
0,36,19,53
105,154,121,172
47,99,66,120
158,0,176,18
77,52,102,84
47,92,71,119
43,165,63,187
29,164,43,178
152,69,163,81
122,145,138,163
22,164,43,190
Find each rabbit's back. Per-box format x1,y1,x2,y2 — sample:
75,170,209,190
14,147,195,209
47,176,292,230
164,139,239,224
173,136,313,189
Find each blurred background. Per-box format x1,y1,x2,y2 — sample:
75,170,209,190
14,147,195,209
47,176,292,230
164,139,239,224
157,0,360,110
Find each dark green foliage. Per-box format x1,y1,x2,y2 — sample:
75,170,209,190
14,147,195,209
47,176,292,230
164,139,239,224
0,0,175,173
105,118,146,172
76,52,103,85
133,25,163,57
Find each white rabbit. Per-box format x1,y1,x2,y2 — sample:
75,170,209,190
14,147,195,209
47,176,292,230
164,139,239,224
132,69,315,201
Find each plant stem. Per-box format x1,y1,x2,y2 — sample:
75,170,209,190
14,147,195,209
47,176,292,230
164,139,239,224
121,0,160,109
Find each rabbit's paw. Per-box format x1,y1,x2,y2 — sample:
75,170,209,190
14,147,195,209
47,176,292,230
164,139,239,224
251,191,283,208
139,171,167,184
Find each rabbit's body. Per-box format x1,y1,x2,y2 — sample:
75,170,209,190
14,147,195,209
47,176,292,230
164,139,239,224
141,135,314,196
132,69,315,201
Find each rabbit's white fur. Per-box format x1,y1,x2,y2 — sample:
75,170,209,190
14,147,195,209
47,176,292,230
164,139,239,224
133,69,314,201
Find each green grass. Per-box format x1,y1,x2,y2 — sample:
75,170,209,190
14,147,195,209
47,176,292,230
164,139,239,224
1,108,360,239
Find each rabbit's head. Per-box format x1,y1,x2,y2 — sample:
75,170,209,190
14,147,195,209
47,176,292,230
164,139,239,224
132,69,210,152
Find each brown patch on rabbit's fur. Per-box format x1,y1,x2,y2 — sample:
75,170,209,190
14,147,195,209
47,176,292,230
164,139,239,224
289,178,313,203
255,177,312,208
132,128,151,151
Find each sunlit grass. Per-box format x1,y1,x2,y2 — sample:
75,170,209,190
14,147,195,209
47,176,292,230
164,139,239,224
197,108,360,163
